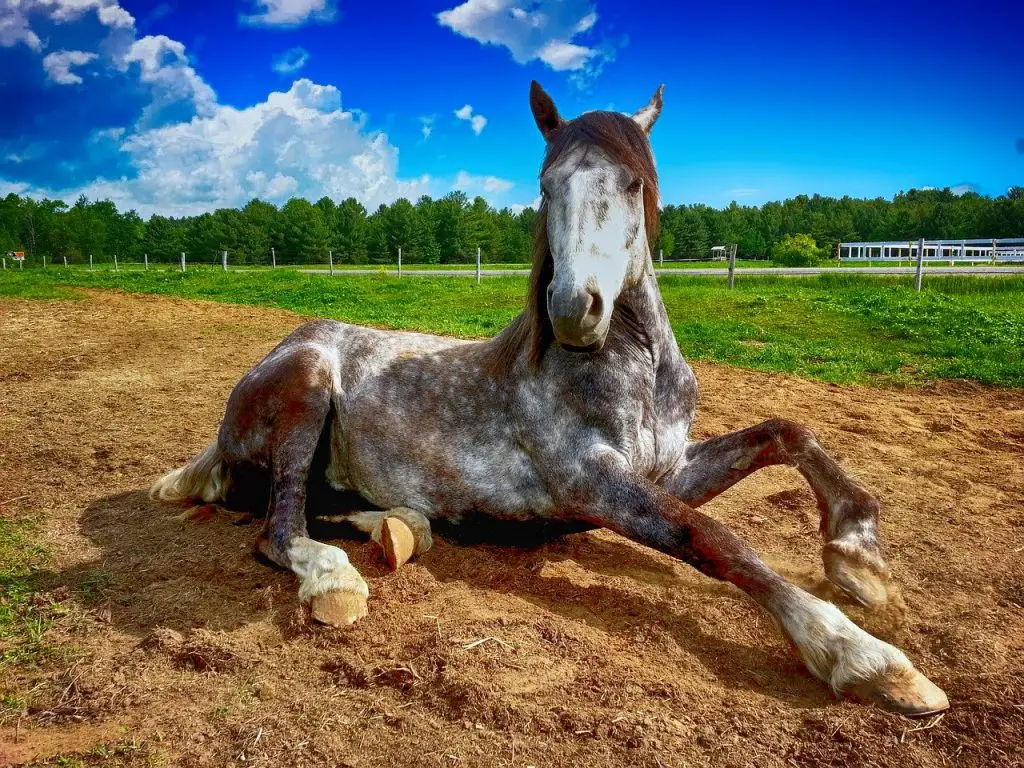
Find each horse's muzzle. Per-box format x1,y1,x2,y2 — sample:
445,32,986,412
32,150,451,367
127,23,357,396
547,283,606,349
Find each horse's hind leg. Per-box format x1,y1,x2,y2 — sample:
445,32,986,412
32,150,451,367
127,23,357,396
343,509,433,569
664,419,889,608
250,355,369,628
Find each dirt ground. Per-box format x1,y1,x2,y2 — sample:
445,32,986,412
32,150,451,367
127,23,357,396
0,290,1022,768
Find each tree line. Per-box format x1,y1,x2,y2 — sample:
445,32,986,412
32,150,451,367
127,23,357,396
2,186,1022,266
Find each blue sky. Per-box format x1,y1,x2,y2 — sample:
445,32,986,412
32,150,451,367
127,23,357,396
1,0,1021,217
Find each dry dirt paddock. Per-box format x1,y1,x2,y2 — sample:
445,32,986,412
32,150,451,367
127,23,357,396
0,290,1022,768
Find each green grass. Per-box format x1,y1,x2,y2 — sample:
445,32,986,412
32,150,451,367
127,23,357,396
0,518,56,678
2,268,1024,387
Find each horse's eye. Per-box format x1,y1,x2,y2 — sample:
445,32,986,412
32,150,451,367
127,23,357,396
627,178,643,195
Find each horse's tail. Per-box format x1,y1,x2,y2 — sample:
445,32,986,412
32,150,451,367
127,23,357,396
150,441,227,503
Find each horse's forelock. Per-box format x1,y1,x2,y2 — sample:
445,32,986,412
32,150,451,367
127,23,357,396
543,111,660,244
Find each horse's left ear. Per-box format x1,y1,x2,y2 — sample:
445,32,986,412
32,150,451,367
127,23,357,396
530,81,565,142
632,84,665,134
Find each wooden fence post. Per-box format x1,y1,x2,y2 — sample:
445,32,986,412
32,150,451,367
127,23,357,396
398,246,402,278
991,239,997,264
476,246,481,284
659,248,663,267
113,253,118,271
222,250,228,272
915,237,925,291
89,253,93,271
727,243,737,289
144,253,149,270
329,250,334,276
271,247,276,268
63,255,68,268
181,252,186,272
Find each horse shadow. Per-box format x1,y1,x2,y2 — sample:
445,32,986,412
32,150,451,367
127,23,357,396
47,488,835,710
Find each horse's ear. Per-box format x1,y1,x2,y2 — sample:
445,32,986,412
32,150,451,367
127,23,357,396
632,84,664,134
530,81,565,142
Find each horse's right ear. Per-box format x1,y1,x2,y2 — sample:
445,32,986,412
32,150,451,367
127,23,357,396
530,81,565,142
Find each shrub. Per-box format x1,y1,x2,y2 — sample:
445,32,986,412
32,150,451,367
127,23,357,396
772,234,823,267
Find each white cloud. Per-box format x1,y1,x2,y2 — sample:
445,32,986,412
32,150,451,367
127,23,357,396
535,40,595,70
42,49,98,84
0,2,43,50
1,2,214,126
122,35,217,123
58,79,430,217
454,103,487,135
272,46,310,74
438,0,615,80
0,179,30,196
419,115,435,140
240,0,337,28
725,187,760,199
509,195,541,214
0,0,135,51
454,170,514,195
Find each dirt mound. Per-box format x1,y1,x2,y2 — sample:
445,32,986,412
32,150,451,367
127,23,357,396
0,290,1022,767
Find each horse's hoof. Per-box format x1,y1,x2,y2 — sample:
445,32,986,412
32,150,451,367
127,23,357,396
823,546,889,608
381,516,416,571
310,590,368,628
852,667,950,718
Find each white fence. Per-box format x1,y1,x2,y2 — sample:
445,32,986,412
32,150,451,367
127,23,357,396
839,237,1024,263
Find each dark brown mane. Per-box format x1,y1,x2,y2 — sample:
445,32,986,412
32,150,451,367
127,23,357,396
486,111,660,375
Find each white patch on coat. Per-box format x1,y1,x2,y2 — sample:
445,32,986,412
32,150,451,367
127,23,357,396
774,586,912,691
287,537,369,603
543,145,649,346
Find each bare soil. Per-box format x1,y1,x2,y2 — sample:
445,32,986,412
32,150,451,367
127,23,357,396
1,290,1022,767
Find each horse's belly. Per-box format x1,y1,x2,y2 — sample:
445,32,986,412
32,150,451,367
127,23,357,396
340,426,555,522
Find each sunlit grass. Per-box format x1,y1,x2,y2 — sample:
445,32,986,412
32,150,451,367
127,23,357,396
2,268,1023,387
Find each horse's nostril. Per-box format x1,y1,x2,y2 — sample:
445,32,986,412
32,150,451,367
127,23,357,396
586,291,603,321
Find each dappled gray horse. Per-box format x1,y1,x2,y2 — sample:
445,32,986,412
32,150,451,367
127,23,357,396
153,82,948,717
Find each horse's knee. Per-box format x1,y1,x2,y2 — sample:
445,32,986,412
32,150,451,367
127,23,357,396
764,418,817,453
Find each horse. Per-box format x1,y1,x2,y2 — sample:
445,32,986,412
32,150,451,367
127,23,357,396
152,82,949,717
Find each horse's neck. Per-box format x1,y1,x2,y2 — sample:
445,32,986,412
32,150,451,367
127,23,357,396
612,266,676,363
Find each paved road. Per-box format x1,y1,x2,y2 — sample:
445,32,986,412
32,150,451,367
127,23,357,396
298,265,1024,278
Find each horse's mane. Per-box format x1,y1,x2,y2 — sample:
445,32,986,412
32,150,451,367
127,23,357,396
485,111,661,375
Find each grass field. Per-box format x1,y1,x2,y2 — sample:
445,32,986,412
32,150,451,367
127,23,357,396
2,269,1023,387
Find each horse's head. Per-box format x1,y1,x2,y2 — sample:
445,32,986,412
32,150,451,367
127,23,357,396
530,81,663,352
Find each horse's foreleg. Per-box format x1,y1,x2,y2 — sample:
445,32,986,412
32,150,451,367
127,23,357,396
664,419,889,608
344,508,433,569
255,391,369,628
569,463,947,716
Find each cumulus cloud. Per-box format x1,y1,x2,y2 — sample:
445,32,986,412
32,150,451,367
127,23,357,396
0,0,134,50
0,1,467,219
122,35,217,124
0,3,43,50
455,170,513,194
437,0,618,83
42,49,98,85
56,79,430,217
240,0,337,28
272,46,310,74
454,103,487,135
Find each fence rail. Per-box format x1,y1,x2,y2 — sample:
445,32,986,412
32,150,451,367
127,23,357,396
839,237,1024,263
